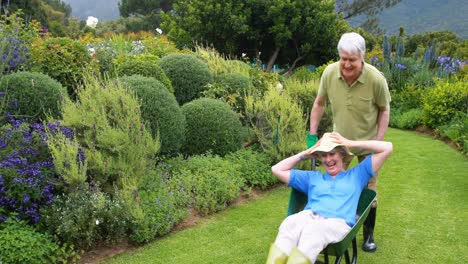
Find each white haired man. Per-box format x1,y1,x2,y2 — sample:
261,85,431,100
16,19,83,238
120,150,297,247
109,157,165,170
267,132,393,263
307,32,391,252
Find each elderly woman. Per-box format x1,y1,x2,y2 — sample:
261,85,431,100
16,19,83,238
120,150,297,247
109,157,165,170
266,132,392,263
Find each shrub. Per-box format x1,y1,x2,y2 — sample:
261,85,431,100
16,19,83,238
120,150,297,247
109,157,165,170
0,33,31,74
422,79,468,128
0,116,73,224
40,184,129,249
129,169,188,244
165,154,244,216
225,149,277,189
437,113,468,154
0,71,67,121
194,46,251,77
59,76,160,193
245,85,307,163
204,72,250,116
30,37,94,97
112,53,173,93
142,35,180,58
182,98,243,156
0,216,76,264
396,108,423,130
291,66,315,82
119,75,185,155
158,54,213,105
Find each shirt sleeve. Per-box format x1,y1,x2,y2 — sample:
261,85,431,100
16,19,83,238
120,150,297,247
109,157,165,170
352,155,375,188
288,169,311,194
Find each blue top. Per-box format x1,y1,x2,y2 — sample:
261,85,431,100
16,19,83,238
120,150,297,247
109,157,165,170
288,156,374,226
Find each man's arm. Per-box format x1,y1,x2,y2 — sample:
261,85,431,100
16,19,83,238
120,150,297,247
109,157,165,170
376,105,390,141
309,96,327,134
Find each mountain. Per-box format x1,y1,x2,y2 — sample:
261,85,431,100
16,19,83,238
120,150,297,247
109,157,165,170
349,0,468,39
61,0,120,22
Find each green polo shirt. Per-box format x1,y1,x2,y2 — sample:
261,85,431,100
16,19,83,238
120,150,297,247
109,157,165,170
318,62,391,155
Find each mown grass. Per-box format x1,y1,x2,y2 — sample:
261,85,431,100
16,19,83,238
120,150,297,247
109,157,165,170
104,128,468,264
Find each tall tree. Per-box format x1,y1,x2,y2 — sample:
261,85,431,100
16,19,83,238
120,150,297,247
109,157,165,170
162,0,348,73
335,0,402,19
118,0,172,17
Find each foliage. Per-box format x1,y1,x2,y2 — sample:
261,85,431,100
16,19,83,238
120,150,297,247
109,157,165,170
290,66,315,82
40,184,129,249
165,154,244,216
182,98,243,156
194,46,251,77
336,0,402,19
119,0,170,17
30,37,93,98
203,72,250,117
225,149,277,190
46,131,87,187
59,76,160,195
437,113,468,154
129,169,187,244
118,75,185,155
245,84,306,163
0,216,76,264
157,54,213,105
142,35,180,58
0,116,72,224
394,108,423,130
0,71,67,121
422,79,468,129
112,53,173,92
162,0,347,72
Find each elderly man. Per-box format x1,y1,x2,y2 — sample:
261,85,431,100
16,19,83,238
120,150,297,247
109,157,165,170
267,132,392,263
307,32,391,252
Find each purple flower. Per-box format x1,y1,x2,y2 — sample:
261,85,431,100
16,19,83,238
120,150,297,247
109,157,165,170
395,63,407,69
370,56,378,65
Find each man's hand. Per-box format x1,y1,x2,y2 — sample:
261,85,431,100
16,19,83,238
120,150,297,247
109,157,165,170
306,133,318,149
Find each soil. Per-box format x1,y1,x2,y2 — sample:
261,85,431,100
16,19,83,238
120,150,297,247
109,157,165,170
78,188,266,264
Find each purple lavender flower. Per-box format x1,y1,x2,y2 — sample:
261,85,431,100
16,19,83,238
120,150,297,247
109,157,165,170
395,63,407,69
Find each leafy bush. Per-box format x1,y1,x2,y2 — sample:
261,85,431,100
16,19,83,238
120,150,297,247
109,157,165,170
0,71,67,121
119,75,185,155
182,98,243,156
158,54,213,105
165,154,244,216
204,72,250,116
59,76,160,193
395,108,423,130
129,169,188,244
0,116,73,224
390,84,424,113
437,113,468,154
0,33,31,74
225,149,277,190
245,85,307,163
422,79,468,128
31,37,93,97
0,216,76,264
194,46,251,77
143,35,180,58
291,66,315,82
112,53,173,92
40,184,129,249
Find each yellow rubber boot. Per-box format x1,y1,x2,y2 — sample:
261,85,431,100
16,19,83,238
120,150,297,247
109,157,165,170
265,244,288,264
286,247,311,264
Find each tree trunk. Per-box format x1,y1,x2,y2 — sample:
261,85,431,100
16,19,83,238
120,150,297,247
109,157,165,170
266,47,280,72
284,55,304,77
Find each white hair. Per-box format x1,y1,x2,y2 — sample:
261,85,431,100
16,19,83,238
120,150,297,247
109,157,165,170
337,32,366,60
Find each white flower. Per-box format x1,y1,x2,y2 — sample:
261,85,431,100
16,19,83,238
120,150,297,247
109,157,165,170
276,82,283,89
86,16,99,29
88,47,96,55
156,28,163,34
95,219,100,225
242,53,247,57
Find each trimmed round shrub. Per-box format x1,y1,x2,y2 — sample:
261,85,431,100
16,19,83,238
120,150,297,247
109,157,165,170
182,98,242,156
30,37,94,98
119,75,186,155
112,53,173,93
158,54,213,105
215,72,250,113
0,71,67,120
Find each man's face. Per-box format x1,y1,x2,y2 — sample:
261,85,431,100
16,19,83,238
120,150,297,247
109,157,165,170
339,50,363,83
320,150,344,176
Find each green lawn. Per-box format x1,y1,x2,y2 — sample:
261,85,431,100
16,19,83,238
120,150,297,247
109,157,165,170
104,128,468,264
